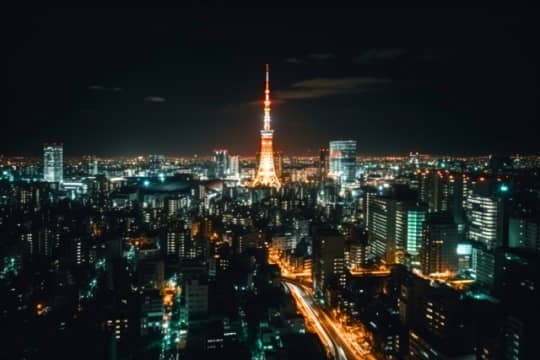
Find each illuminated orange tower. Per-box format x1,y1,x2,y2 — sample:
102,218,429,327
253,64,281,188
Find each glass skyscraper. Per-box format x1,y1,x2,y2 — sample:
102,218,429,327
407,209,427,256
43,142,63,183
329,140,357,184
214,149,228,179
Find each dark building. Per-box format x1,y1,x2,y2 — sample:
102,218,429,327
319,147,329,182
312,228,346,295
400,275,481,359
495,248,539,360
420,212,458,275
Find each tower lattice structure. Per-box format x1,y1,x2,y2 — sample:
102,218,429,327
252,64,281,188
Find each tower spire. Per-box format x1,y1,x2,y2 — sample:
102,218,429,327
264,64,271,131
253,64,281,189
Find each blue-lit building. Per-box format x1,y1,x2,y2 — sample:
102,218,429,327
214,149,228,179
43,142,63,183
329,140,357,184
406,208,427,258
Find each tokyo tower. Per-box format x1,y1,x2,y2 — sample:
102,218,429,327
252,64,282,188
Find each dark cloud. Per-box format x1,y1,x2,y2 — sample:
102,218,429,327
144,96,167,103
355,48,405,63
285,57,304,64
277,77,391,100
307,53,336,61
88,85,123,92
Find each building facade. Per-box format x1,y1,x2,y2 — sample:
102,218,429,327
329,140,356,184
43,142,63,183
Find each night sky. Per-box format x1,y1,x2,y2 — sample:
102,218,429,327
4,7,540,156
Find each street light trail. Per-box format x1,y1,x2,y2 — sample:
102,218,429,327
285,281,338,359
284,280,376,360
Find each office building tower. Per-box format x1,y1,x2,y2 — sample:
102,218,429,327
166,223,189,259
401,276,480,359
471,242,496,289
348,229,370,269
466,192,504,250
312,228,346,294
227,155,240,179
420,212,458,275
508,216,540,251
43,142,63,183
140,290,164,336
406,207,427,258
319,148,329,181
329,140,357,184
253,64,281,188
367,195,395,262
367,191,422,264
84,155,98,175
495,248,539,360
418,171,464,217
214,149,228,179
183,271,209,319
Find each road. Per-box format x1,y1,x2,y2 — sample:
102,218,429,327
284,280,375,360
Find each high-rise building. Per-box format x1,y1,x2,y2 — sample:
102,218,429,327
494,248,539,360
214,149,228,179
406,207,427,257
367,195,395,262
400,275,480,359
329,140,356,184
348,229,370,269
43,142,63,183
252,64,281,188
84,155,98,175
418,171,465,231
420,212,458,275
319,148,329,182
367,192,423,264
312,228,346,294
471,242,496,289
466,192,504,250
508,216,540,251
227,155,240,179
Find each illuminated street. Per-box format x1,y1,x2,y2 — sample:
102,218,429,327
284,281,375,360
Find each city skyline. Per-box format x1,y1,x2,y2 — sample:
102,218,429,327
2,6,540,360
4,7,540,156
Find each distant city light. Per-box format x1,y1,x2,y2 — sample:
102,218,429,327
500,184,509,192
143,180,150,187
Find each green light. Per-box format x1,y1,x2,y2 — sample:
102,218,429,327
143,180,150,187
500,184,509,192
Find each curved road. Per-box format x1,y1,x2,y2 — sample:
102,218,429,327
284,280,375,360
